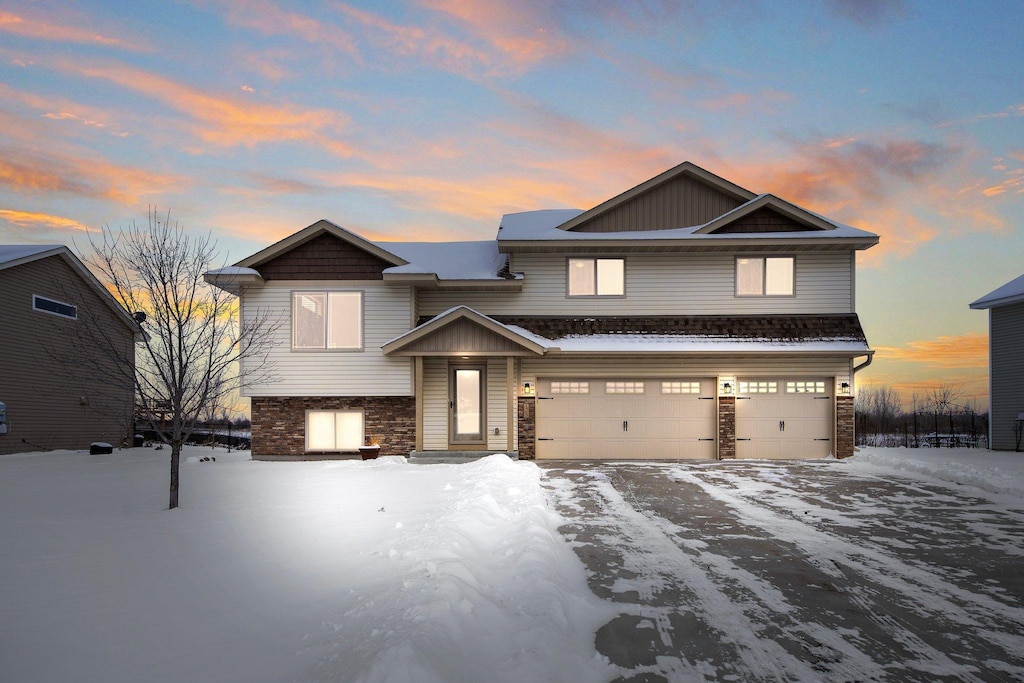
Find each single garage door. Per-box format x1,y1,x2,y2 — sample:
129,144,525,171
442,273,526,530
735,378,834,459
535,378,717,459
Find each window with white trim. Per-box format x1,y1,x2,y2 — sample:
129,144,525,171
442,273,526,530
606,381,644,394
292,291,362,350
550,381,589,394
736,257,794,296
662,381,701,394
787,380,827,394
739,380,778,394
33,295,77,320
568,258,624,296
306,410,363,451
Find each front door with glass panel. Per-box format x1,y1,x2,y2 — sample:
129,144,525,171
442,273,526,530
449,365,486,447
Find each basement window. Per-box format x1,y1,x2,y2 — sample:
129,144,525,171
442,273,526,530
33,295,77,320
306,410,363,451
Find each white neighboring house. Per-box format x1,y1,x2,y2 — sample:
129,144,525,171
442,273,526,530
970,273,1024,451
206,162,879,460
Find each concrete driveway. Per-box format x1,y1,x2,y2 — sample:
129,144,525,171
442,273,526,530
540,460,1024,682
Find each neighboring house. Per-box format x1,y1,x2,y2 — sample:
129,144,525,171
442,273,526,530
206,162,878,460
0,245,138,455
970,273,1024,451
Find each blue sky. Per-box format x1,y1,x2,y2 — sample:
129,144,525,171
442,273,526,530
2,0,1022,408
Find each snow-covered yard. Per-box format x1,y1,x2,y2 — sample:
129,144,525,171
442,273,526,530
0,447,612,683
1,446,1022,682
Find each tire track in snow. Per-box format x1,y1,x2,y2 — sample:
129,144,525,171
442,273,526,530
551,469,888,682
674,466,1024,679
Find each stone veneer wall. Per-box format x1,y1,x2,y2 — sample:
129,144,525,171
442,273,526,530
517,397,536,460
836,395,855,459
718,396,735,460
251,396,415,458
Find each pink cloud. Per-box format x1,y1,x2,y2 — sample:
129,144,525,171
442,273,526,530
0,10,142,50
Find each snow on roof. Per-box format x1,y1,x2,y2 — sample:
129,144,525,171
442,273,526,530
970,273,1024,309
534,334,870,354
496,206,877,242
0,244,63,268
382,241,511,280
206,266,262,277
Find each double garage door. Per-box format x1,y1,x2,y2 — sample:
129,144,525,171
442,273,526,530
535,377,834,460
536,378,717,460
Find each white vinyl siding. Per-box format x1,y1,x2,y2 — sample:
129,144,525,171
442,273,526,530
242,282,414,396
417,252,852,316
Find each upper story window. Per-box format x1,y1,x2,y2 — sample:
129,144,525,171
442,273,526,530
33,295,77,320
736,257,794,296
292,291,362,350
568,258,624,297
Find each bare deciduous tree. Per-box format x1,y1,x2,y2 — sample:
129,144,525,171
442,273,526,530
80,209,278,509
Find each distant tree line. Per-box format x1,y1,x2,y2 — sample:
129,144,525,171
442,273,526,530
855,384,987,448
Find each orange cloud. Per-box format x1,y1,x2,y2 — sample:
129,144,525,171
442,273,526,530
0,10,140,49
215,0,360,59
57,59,352,152
416,0,573,69
0,150,185,205
0,208,93,233
873,333,988,369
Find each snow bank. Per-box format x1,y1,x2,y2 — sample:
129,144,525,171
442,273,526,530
0,447,612,683
846,447,1024,496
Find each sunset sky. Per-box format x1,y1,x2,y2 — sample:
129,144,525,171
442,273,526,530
2,0,1022,410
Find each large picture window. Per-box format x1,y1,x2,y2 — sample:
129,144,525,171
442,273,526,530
568,258,624,297
306,410,363,451
736,257,794,296
292,291,362,350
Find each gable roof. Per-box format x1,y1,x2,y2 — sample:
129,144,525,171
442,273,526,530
382,306,547,356
0,244,140,333
970,273,1024,309
237,219,408,269
556,161,757,233
694,194,842,234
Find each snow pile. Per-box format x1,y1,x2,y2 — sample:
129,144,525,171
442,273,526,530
0,448,612,683
846,447,1024,496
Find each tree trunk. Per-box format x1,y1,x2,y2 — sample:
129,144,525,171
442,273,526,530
169,442,180,509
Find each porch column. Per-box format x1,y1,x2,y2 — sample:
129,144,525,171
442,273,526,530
836,395,854,458
718,396,736,460
506,357,515,452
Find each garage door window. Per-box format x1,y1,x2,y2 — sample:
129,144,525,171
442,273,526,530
787,380,827,394
661,381,701,394
606,381,644,394
739,380,778,394
551,381,589,394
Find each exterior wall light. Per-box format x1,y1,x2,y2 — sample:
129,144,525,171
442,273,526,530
723,382,733,395
522,381,535,396
839,381,851,395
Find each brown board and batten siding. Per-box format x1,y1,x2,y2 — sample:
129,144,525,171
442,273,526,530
395,317,532,355
990,301,1024,450
568,173,745,232
0,255,135,455
710,207,820,234
256,232,392,280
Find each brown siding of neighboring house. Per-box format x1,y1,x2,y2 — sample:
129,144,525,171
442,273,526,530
710,207,820,234
256,233,393,280
251,396,416,458
0,255,135,455
570,174,745,232
990,301,1024,450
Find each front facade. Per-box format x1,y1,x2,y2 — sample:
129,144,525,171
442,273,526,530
0,246,138,455
207,163,878,460
970,274,1024,451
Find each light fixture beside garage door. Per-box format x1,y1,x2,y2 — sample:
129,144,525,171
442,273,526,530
719,376,736,396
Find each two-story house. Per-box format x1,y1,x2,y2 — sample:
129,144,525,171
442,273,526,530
206,162,878,460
